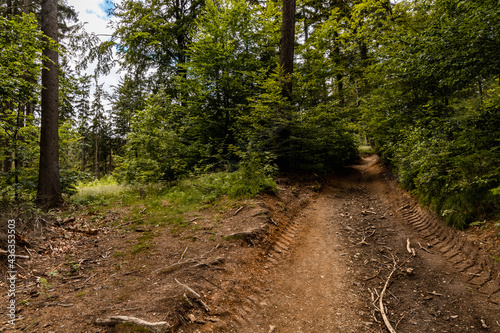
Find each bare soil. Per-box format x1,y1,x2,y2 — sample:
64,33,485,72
1,155,500,332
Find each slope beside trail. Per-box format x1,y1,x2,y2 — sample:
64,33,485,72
213,155,500,333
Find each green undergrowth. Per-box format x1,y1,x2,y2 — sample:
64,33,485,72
69,167,277,244
358,145,374,155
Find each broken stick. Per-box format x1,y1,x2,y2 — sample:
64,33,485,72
406,239,416,256
379,255,398,333
233,206,245,216
0,250,29,259
95,316,170,332
175,278,211,313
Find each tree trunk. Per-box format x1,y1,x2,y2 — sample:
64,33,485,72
275,0,296,170
37,0,62,208
280,0,296,101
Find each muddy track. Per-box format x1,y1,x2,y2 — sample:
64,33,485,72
199,155,500,333
397,194,500,304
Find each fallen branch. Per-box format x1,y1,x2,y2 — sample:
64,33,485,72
406,239,416,256
118,217,147,227
0,250,30,259
95,316,170,332
175,278,211,312
74,273,96,290
418,242,433,254
179,247,188,262
356,229,376,246
193,257,225,268
379,255,398,333
233,206,245,216
155,244,221,274
66,226,98,235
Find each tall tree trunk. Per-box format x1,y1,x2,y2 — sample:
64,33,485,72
276,0,296,170
280,0,296,101
81,143,85,172
37,0,62,208
94,130,100,179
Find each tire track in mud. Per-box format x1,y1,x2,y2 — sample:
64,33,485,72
220,196,315,331
202,156,500,332
396,194,500,305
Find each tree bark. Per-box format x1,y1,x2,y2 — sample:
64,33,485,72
280,0,296,101
37,0,62,208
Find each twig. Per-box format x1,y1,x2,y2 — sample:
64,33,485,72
406,239,416,256
234,206,245,216
155,244,220,274
428,291,442,296
357,229,376,246
47,262,65,275
395,312,407,330
418,242,433,254
201,276,223,290
175,278,211,312
156,259,198,273
0,250,30,259
179,247,188,262
118,217,147,227
364,269,382,281
24,246,33,257
14,261,26,271
188,217,199,223
379,254,398,333
75,273,96,290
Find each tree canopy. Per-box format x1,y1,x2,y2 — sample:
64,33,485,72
1,0,499,227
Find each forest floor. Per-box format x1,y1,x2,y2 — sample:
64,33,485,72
2,155,500,332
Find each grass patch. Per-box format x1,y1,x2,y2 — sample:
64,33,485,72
358,145,374,155
69,167,276,240
71,176,131,206
131,231,154,254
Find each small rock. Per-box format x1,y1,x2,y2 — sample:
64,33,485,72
134,226,148,232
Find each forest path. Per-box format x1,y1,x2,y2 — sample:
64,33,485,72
219,155,500,333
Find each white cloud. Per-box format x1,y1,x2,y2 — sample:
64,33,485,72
68,0,113,38
66,0,121,106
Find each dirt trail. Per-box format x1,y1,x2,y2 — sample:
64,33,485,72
217,155,500,333
243,185,367,332
2,156,500,332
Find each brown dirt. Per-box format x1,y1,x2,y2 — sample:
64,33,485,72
1,155,500,332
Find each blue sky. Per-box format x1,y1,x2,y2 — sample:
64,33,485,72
67,0,119,97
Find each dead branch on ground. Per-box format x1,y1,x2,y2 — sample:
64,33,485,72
356,229,376,246
155,244,221,274
379,254,398,333
175,278,211,312
406,239,416,256
95,315,170,332
0,250,30,259
234,206,245,216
